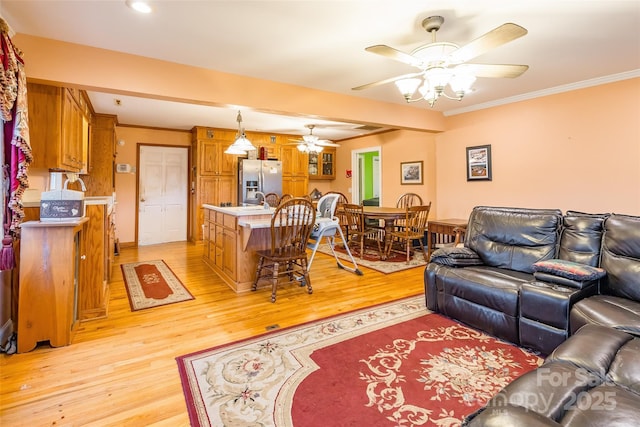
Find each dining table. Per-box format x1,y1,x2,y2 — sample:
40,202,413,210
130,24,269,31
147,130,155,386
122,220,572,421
361,205,407,260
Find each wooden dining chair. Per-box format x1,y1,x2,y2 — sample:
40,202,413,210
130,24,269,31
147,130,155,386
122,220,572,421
252,198,316,302
385,203,432,263
395,193,424,231
278,193,293,205
396,192,423,208
263,192,280,208
342,203,384,260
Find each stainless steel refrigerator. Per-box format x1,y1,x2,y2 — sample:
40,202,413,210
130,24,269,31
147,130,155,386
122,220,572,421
238,159,283,205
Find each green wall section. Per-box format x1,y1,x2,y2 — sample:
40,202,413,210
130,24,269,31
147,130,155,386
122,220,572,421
361,151,378,200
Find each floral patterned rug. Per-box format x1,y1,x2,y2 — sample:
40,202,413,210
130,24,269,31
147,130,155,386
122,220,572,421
176,296,542,427
315,243,428,274
121,260,194,311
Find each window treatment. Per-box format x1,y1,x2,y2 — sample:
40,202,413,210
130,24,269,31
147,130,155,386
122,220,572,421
1,18,32,270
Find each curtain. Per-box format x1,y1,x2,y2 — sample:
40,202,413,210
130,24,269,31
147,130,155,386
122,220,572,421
1,18,32,270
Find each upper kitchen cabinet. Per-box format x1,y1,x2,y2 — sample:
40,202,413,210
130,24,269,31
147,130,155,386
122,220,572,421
193,127,236,176
27,82,91,172
82,114,116,197
308,148,336,180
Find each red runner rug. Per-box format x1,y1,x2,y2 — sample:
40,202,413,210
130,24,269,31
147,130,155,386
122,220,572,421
176,296,542,426
121,260,194,311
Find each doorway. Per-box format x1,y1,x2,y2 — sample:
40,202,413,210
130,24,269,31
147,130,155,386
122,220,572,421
137,145,189,245
351,146,382,204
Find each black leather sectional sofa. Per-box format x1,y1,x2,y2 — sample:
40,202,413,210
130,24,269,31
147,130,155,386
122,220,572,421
424,206,640,425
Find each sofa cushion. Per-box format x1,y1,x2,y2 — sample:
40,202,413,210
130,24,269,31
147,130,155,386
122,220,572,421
465,206,562,273
559,211,608,266
600,213,640,301
532,259,606,282
429,246,483,267
570,295,640,335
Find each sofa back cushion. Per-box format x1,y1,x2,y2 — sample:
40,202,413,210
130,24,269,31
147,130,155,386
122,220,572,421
466,206,563,273
558,211,608,267
600,213,640,301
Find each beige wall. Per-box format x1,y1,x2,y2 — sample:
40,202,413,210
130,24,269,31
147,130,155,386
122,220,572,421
434,78,640,219
114,127,191,244
331,130,438,209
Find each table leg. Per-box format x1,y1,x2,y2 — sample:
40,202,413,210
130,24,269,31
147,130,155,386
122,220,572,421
380,219,398,260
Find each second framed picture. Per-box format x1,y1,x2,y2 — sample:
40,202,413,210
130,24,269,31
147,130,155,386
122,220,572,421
466,145,492,181
400,161,423,185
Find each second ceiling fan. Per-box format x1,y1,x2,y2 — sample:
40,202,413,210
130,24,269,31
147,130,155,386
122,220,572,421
353,16,529,107
289,125,340,153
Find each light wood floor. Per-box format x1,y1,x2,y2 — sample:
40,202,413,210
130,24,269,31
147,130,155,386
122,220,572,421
0,241,426,426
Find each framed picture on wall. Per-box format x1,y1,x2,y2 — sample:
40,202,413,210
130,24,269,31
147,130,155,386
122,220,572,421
400,161,423,185
466,145,492,181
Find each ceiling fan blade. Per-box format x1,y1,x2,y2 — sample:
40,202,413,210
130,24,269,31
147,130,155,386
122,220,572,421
365,45,424,68
456,63,529,78
449,23,528,64
352,72,423,91
316,141,340,147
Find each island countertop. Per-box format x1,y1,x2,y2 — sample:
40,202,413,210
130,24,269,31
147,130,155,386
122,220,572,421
202,203,275,217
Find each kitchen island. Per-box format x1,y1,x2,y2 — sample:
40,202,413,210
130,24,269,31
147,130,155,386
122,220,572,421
202,204,278,293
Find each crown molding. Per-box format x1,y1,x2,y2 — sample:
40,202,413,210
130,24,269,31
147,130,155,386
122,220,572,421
444,69,640,116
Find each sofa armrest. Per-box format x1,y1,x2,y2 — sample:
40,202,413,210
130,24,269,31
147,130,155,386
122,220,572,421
532,271,598,290
429,246,483,267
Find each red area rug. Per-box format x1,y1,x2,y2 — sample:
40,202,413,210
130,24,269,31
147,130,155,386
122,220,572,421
176,296,542,426
121,260,194,311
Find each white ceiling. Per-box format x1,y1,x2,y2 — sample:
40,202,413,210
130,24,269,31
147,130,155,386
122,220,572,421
2,0,639,141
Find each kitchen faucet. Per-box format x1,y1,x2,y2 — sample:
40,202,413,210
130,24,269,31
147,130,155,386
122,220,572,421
255,191,269,209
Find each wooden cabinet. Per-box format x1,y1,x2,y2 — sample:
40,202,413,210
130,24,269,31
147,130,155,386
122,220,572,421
202,206,273,293
191,127,238,241
280,145,309,196
27,82,91,172
204,210,238,282
308,148,336,180
17,219,88,353
83,114,116,197
80,203,111,321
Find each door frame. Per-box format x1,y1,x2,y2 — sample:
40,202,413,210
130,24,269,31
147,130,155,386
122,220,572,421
351,146,382,205
135,143,192,246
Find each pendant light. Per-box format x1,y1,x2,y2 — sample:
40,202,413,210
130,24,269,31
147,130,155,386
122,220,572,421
224,111,256,154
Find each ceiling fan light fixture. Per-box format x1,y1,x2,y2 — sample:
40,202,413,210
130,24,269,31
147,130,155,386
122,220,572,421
395,78,421,100
449,71,476,95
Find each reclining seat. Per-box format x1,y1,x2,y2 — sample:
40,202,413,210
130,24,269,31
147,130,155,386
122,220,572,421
519,211,607,354
570,213,640,335
425,206,562,345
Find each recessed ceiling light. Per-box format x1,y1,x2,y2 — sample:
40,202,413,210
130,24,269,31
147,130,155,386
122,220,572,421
126,1,152,13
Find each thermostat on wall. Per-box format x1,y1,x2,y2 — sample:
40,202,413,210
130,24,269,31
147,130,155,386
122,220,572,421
116,163,134,173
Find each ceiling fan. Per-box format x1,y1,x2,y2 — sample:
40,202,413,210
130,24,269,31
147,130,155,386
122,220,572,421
289,125,340,153
353,16,529,107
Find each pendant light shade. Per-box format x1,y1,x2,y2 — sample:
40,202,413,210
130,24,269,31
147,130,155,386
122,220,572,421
224,111,256,155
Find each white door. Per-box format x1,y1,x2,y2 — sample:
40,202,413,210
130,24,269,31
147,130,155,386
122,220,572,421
138,145,188,245
372,156,380,198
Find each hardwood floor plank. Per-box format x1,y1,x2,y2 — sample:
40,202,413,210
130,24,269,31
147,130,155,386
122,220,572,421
0,241,425,426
